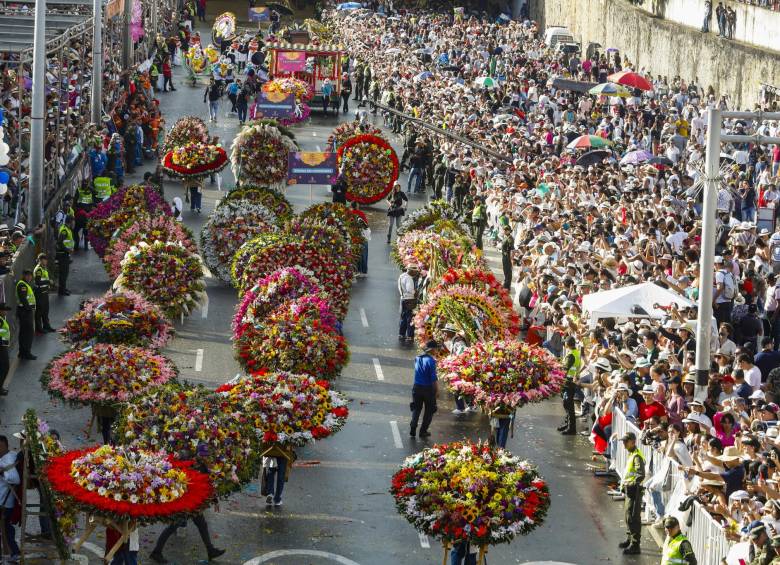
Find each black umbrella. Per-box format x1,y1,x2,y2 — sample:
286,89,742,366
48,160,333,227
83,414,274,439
576,149,612,167
266,1,294,15
648,156,673,167
442,65,461,72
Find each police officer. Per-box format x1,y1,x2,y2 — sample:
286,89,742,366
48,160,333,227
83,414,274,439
558,336,581,434
33,254,54,334
74,183,95,250
56,216,75,296
749,521,776,565
0,303,11,395
619,432,645,555
660,516,696,564
500,225,514,290
16,270,36,360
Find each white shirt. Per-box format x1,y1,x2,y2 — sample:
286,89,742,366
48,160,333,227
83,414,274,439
397,272,417,300
0,451,19,509
745,365,762,390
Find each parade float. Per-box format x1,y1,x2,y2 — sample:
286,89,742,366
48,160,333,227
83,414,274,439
161,142,228,180
230,121,298,188
161,116,211,156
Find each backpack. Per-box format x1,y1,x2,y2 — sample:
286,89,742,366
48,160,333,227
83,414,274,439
719,269,736,301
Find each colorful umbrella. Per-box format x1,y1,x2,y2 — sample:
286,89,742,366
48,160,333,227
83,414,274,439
566,135,612,150
607,71,653,92
414,71,434,82
619,150,653,165
588,83,631,97
473,76,497,89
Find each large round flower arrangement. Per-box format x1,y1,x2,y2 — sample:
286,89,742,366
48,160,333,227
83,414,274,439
234,295,348,378
284,220,354,265
200,199,277,283
390,442,550,545
223,185,293,223
336,134,399,204
328,121,382,149
41,344,177,408
103,216,197,278
393,230,478,275
232,233,353,318
440,341,565,414
87,185,171,257
161,116,211,155
298,202,366,259
162,142,228,179
230,122,298,187
60,291,173,349
116,383,258,498
262,77,313,102
397,199,468,238
435,268,514,314
232,267,322,338
116,241,206,320
215,371,348,446
45,444,213,524
414,284,520,351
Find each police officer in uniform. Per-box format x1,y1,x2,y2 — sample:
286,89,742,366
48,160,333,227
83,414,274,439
16,270,36,360
74,183,95,250
749,521,777,565
0,303,12,395
619,432,645,555
57,216,75,296
500,225,514,290
33,254,54,334
661,516,696,564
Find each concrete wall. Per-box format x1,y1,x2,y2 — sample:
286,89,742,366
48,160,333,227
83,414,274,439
530,0,780,109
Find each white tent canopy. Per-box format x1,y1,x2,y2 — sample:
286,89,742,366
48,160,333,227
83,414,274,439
581,282,695,328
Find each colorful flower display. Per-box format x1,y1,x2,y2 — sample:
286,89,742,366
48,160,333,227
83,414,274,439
391,442,550,545
298,202,366,259
232,267,323,338
60,291,173,349
435,268,514,314
233,295,348,379
161,116,211,155
397,199,468,238
284,220,354,265
414,284,520,351
87,184,172,257
262,77,314,102
223,185,293,223
440,341,565,414
162,143,228,179
41,344,178,408
230,121,298,187
215,371,348,446
45,445,213,524
116,241,206,319
200,199,278,283
116,383,258,498
103,216,197,278
393,230,480,276
336,134,399,204
327,121,382,149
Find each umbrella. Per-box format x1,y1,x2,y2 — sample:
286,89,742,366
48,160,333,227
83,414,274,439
413,71,433,82
385,48,401,55
336,2,362,9
414,47,434,55
576,149,612,167
588,83,631,97
442,65,461,72
619,150,653,165
648,156,674,167
474,76,497,89
607,71,653,91
267,0,294,14
567,135,612,150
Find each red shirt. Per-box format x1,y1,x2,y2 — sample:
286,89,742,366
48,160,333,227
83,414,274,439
638,400,667,426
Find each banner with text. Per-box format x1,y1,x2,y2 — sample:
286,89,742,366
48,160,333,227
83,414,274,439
277,51,307,72
287,152,338,185
253,92,296,120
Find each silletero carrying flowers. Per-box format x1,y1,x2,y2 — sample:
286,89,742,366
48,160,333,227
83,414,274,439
439,341,565,414
336,133,399,205
162,142,228,179
223,185,293,224
161,116,211,156
230,121,298,188
298,202,366,259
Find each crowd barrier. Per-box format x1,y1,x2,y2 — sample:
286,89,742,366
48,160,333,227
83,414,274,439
611,408,733,563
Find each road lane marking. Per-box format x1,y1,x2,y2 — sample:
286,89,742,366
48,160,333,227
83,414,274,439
194,348,204,372
244,550,361,565
360,307,369,327
201,299,209,318
372,357,384,380
389,420,403,448
418,533,430,548
81,542,104,558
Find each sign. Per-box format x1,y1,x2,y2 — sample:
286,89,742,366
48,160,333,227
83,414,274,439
253,91,295,119
277,51,307,72
248,6,270,21
287,152,338,185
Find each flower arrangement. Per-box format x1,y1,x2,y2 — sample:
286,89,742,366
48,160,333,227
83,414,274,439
435,268,514,314
60,291,173,349
234,296,348,378
232,266,323,338
397,199,468,238
115,383,258,498
116,241,206,320
327,121,382,150
393,230,477,275
103,216,197,278
284,220,354,265
162,142,228,179
214,371,348,446
230,121,298,187
200,199,278,283
390,441,550,545
161,116,211,155
45,445,213,524
336,134,399,204
41,344,178,408
414,284,520,352
223,185,293,223
232,233,354,318
440,341,565,414
298,202,366,259
262,77,314,102
87,184,172,257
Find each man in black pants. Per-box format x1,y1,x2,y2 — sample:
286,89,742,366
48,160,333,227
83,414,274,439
501,225,514,290
16,270,36,360
410,340,438,438
0,303,11,395
33,254,55,334
57,216,75,295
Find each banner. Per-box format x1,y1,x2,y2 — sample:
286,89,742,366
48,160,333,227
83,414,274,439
277,51,307,72
287,152,338,185
253,91,296,120
248,6,270,21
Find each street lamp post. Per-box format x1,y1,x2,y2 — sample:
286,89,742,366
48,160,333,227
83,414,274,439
28,0,46,228
91,0,103,125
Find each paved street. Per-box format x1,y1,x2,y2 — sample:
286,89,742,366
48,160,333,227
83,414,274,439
7,38,661,565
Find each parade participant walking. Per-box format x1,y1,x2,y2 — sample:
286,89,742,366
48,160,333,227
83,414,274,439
410,340,438,438
441,325,474,414
501,225,514,290
57,216,75,296
661,516,696,565
619,432,645,555
471,195,487,250
0,435,20,561
398,266,419,342
386,182,407,243
340,73,352,114
15,270,36,361
0,304,11,396
75,182,95,250
204,78,222,123
331,172,348,204
450,540,477,565
33,254,54,334
261,445,294,507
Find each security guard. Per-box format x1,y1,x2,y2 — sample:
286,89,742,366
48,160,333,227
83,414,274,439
56,216,75,296
0,303,11,395
16,269,36,360
619,431,645,555
33,254,54,333
500,225,514,290
661,516,696,565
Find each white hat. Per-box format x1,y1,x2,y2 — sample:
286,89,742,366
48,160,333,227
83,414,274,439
750,390,767,400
